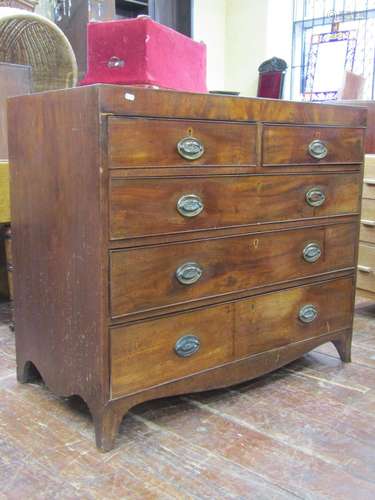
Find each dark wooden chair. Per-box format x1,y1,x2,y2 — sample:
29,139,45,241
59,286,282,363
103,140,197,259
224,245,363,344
257,57,287,99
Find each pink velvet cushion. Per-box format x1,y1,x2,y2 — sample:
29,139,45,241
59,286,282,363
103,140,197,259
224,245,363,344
80,17,207,93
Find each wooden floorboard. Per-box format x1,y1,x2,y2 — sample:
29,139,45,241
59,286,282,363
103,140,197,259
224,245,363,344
0,299,375,499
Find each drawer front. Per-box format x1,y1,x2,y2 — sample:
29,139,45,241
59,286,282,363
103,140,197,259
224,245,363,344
236,277,353,358
364,155,375,178
357,243,375,293
262,125,363,166
110,223,357,318
363,177,375,199
108,118,257,168
110,277,353,397
360,199,375,244
110,302,234,397
110,173,361,240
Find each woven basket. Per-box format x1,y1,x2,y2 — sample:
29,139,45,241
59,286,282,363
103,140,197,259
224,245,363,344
0,1,38,11
0,7,77,91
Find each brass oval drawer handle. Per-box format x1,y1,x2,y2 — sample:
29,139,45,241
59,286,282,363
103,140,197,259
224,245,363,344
358,265,372,273
364,178,375,186
174,335,200,358
177,137,204,160
299,304,318,324
305,187,326,207
361,219,375,227
308,139,328,160
303,242,322,263
177,194,204,218
176,262,203,285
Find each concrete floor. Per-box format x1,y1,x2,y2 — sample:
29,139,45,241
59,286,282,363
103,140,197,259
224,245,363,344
0,298,375,499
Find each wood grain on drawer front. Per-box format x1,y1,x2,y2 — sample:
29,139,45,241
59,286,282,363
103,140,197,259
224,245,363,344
110,173,361,240
360,199,375,244
110,303,234,397
357,243,375,293
108,117,257,168
110,223,357,318
262,125,363,166
236,277,353,358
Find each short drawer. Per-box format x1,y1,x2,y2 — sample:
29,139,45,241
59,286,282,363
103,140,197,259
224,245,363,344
108,117,257,168
110,302,234,397
110,223,357,318
360,199,375,244
236,277,353,358
262,125,363,166
110,173,361,240
357,243,375,293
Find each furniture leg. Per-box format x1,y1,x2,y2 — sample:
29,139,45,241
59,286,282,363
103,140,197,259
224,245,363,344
332,333,352,363
93,405,125,452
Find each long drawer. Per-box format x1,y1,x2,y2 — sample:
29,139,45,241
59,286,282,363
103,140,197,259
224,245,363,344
110,223,357,318
108,117,257,168
110,277,354,398
262,125,363,166
110,173,361,240
357,243,375,293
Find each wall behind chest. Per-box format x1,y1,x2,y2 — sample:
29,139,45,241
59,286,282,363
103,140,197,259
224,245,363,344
193,0,293,96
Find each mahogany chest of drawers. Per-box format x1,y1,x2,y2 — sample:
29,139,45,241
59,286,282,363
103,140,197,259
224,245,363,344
8,86,365,451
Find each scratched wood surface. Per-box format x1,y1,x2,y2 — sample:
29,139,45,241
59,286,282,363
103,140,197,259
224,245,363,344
0,297,374,499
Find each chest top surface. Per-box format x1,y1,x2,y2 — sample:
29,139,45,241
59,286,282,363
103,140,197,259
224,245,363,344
11,84,367,127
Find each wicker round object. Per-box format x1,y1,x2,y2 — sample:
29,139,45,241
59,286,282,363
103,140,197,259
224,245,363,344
0,1,38,11
0,7,77,91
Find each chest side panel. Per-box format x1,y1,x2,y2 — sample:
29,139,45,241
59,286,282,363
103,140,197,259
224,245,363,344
9,88,108,405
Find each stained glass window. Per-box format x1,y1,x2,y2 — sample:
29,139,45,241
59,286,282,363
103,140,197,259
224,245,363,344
291,0,375,100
